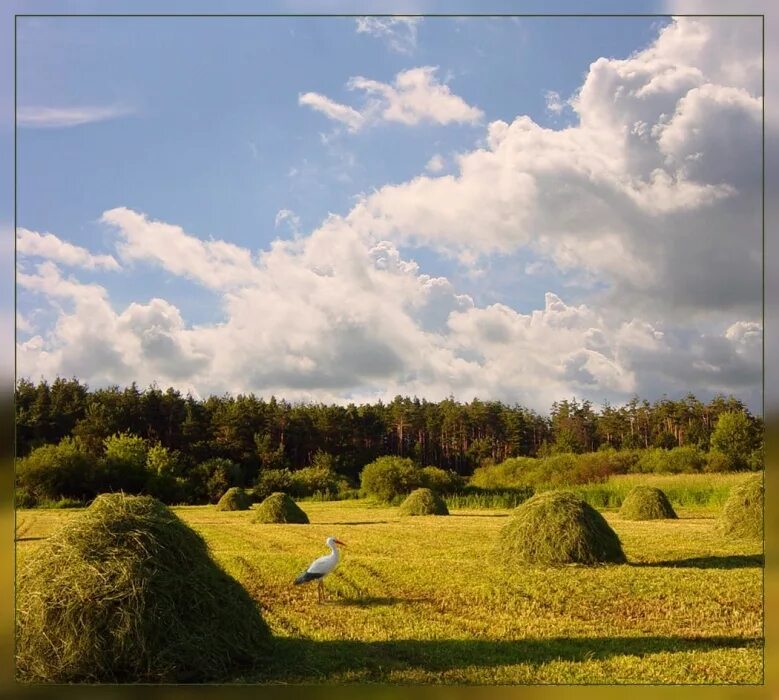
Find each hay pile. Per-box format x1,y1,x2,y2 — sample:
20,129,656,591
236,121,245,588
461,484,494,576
498,490,626,565
399,487,449,516
619,486,677,520
253,492,309,524
215,486,251,511
720,474,763,539
16,493,270,683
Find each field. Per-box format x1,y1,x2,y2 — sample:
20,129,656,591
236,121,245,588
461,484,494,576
15,485,763,684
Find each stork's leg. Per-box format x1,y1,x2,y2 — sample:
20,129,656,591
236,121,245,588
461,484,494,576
318,579,324,603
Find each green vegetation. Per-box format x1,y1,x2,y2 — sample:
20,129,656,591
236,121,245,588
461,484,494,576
15,494,269,682
216,487,252,511
498,491,626,565
15,378,764,510
619,486,677,520
253,492,309,524
360,456,422,503
16,497,762,684
719,474,763,539
399,488,449,516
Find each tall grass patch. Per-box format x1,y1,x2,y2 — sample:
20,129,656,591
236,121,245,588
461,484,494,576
15,493,269,682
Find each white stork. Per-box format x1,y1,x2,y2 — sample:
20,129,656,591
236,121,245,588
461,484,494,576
293,536,346,603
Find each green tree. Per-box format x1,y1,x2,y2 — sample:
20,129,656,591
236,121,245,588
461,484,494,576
101,432,149,493
710,411,759,470
16,437,93,503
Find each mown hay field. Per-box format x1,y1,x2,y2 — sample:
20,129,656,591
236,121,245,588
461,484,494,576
16,496,763,684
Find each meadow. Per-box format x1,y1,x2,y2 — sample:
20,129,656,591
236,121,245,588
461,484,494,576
15,474,763,685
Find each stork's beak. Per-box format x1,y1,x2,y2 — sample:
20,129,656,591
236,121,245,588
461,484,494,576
334,539,347,546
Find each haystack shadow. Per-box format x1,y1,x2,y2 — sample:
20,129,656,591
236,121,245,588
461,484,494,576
631,554,763,569
251,635,762,682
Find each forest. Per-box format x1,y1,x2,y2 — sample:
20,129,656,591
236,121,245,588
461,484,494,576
15,377,763,506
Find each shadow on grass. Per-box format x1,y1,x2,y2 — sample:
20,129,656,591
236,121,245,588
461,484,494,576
321,521,391,526
249,635,762,681
632,554,763,569
449,513,510,518
15,537,46,542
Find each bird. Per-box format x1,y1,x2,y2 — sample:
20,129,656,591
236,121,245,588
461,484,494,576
294,536,346,603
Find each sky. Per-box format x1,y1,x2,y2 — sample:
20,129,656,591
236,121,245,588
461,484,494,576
11,11,765,414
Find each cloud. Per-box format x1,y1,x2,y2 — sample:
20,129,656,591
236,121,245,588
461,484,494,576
299,67,483,132
354,16,421,54
18,104,131,128
342,17,762,320
17,228,120,270
298,92,366,132
544,90,566,115
274,209,301,234
425,154,445,173
101,207,259,290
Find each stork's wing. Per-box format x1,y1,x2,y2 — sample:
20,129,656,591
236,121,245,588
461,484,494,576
307,553,335,575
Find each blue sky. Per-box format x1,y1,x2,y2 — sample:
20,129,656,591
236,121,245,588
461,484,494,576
11,11,765,413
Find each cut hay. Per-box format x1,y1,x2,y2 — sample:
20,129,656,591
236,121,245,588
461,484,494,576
719,474,763,539
215,486,251,511
619,485,677,520
498,490,626,565
253,492,309,524
399,487,449,516
15,493,270,683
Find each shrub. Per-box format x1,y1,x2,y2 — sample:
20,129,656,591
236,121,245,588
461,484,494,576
419,467,465,493
16,438,94,503
360,456,422,503
253,469,293,501
619,486,677,520
704,450,734,473
399,488,449,516
719,474,763,539
497,491,626,565
253,492,309,524
189,458,242,504
215,487,252,511
100,432,149,493
290,465,339,499
15,493,270,682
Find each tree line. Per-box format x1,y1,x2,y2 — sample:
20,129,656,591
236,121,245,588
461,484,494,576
16,377,763,485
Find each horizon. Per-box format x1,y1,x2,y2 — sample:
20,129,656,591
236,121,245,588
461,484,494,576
15,15,763,415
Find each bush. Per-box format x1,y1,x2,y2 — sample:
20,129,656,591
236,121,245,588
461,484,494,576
100,432,149,493
253,492,309,524
360,456,422,503
290,465,339,499
15,493,270,682
16,438,94,503
719,474,763,539
189,458,242,504
399,488,449,516
419,467,465,493
634,447,706,474
704,450,734,473
619,486,677,520
215,487,252,511
497,491,626,565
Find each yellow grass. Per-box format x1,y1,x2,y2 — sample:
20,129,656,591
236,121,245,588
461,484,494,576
16,499,763,684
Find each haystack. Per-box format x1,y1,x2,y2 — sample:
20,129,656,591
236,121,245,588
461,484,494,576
619,486,677,520
16,493,269,683
253,492,309,524
498,490,626,565
399,487,449,516
720,474,763,539
216,486,251,511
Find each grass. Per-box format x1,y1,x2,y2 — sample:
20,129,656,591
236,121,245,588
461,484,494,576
570,473,750,511
16,495,763,684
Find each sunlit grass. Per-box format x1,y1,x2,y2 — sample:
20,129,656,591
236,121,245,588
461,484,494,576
16,494,763,684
